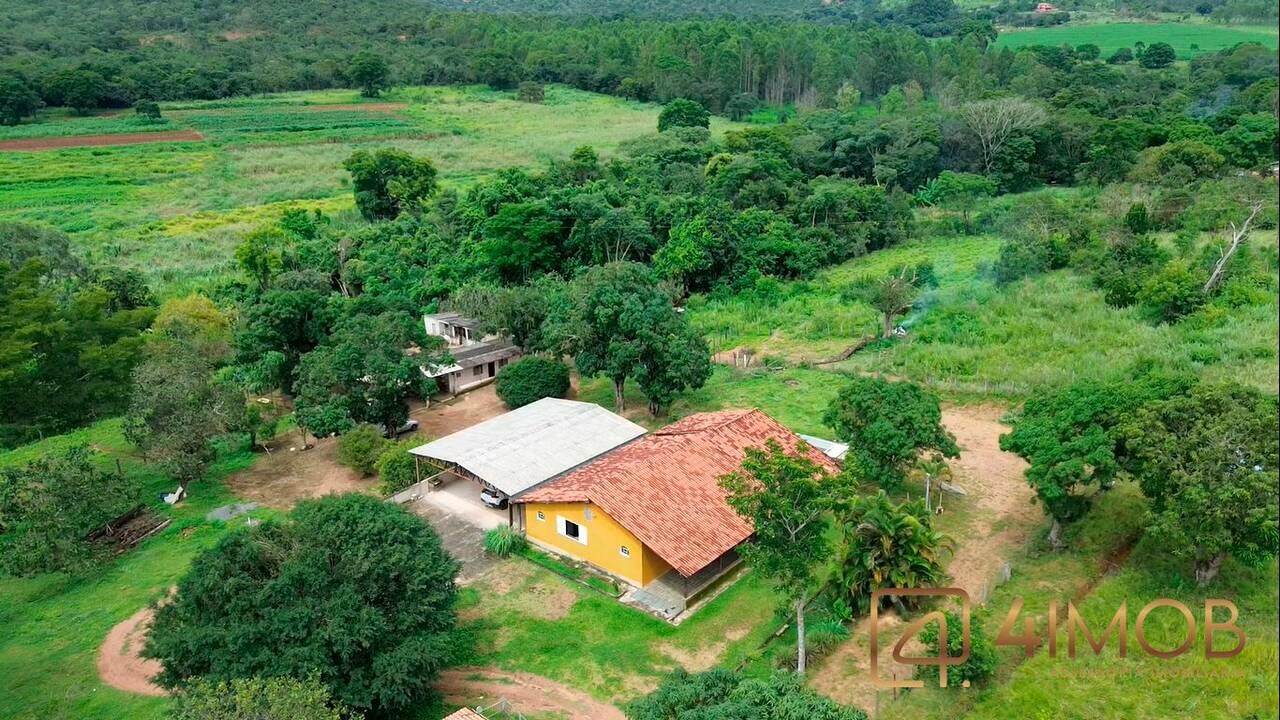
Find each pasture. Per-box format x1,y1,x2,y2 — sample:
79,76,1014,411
686,230,1280,403
994,20,1279,58
0,85,738,295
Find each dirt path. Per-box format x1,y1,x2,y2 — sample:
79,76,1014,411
97,607,168,697
937,405,1037,599
808,405,1037,712
0,130,204,151
437,668,625,720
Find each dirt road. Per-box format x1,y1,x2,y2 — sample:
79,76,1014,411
0,130,204,151
437,668,625,720
97,607,168,697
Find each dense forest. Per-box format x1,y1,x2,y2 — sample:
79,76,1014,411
0,0,1273,117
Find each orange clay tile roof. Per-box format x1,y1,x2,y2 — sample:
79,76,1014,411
517,409,842,577
442,709,487,720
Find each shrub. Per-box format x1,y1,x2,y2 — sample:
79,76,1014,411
336,424,387,476
495,356,571,409
657,98,710,132
175,675,354,720
919,610,998,686
516,81,544,103
993,233,1070,285
483,525,526,557
375,440,418,495
1139,261,1206,323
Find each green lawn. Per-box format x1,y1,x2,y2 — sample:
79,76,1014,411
0,422,265,720
0,85,741,296
995,20,1278,58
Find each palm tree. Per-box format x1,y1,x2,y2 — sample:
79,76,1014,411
831,490,954,614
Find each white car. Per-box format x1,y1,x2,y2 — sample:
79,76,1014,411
480,489,508,509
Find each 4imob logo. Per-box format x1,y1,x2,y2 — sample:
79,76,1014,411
870,588,1246,689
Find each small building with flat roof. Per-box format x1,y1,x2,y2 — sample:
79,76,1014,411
421,312,521,395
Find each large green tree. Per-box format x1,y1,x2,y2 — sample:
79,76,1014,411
0,445,138,576
1000,372,1192,548
349,51,390,97
1,256,153,447
626,668,867,720
823,377,958,490
123,341,244,496
657,98,710,132
1122,383,1279,585
721,440,849,674
292,312,445,436
343,149,438,220
145,494,462,715
0,75,40,125
549,262,710,414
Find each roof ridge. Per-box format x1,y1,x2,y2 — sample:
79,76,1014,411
654,408,758,435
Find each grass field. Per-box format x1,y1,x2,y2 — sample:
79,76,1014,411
686,231,1280,403
0,85,741,295
995,20,1278,58
0,422,263,720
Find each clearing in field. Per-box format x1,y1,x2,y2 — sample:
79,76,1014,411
994,20,1279,58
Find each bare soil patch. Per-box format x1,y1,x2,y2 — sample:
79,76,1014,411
97,606,167,697
411,384,507,439
660,625,750,671
437,668,625,720
224,434,376,510
0,130,204,152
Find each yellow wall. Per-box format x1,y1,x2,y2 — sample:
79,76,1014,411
522,501,670,587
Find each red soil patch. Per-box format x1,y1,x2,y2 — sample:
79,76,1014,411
98,606,168,697
437,668,625,720
0,130,204,152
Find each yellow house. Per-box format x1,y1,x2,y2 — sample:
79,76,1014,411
523,501,671,586
516,409,842,617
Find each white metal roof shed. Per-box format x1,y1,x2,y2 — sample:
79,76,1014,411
409,398,646,497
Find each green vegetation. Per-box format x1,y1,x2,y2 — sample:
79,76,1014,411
0,86,729,295
145,494,461,716
995,21,1278,58
483,526,528,558
494,356,571,409
174,676,354,720
628,668,868,720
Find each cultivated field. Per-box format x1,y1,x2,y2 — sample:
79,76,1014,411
0,85,739,295
994,20,1279,57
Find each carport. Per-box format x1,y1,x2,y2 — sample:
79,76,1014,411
406,398,646,528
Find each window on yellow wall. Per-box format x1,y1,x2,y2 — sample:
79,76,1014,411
557,516,587,545
619,545,630,557
536,511,545,521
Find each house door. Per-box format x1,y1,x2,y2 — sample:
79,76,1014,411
487,361,496,377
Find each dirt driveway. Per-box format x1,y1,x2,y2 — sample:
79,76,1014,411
224,386,509,511
410,384,507,438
